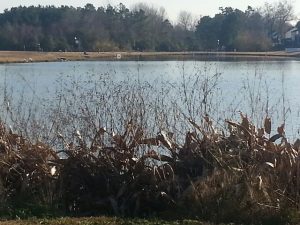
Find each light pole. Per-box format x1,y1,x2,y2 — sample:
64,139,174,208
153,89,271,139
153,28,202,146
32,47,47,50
74,36,80,51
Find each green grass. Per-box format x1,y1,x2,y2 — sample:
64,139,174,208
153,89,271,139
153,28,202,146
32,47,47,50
0,217,217,225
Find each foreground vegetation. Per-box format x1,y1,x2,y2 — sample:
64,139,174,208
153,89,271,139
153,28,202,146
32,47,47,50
0,217,215,225
1,64,300,224
1,113,300,224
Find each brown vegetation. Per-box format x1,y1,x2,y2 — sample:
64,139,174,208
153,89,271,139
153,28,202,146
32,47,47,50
0,112,300,224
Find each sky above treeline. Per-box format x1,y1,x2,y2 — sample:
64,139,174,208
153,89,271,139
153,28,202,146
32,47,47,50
0,0,299,23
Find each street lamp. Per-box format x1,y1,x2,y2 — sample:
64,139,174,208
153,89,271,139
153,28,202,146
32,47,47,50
74,36,80,51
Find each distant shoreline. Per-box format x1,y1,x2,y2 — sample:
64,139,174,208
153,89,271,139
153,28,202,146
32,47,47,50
0,51,299,63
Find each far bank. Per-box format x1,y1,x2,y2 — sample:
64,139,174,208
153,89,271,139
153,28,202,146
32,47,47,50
0,51,300,64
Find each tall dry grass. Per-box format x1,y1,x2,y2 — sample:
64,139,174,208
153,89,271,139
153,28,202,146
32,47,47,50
0,111,299,223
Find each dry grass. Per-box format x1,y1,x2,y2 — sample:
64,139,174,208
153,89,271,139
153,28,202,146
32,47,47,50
0,112,300,224
0,51,298,63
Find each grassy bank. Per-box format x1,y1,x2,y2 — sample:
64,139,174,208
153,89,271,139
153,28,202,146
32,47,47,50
0,51,299,63
0,217,217,225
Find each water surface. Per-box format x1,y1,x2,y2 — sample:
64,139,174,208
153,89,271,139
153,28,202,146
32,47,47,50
0,59,300,138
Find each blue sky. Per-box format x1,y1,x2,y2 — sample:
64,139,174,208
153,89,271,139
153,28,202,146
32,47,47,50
1,0,299,22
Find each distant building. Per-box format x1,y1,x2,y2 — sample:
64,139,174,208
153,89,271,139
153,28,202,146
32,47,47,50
285,27,299,41
271,32,281,46
284,27,300,48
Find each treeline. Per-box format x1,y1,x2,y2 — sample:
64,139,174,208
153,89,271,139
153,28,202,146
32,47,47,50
0,1,298,52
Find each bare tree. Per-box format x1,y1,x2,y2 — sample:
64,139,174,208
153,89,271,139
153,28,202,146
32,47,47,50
132,3,167,20
260,0,294,37
177,10,198,31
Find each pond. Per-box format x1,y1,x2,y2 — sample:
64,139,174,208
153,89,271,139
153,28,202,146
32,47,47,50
0,59,300,139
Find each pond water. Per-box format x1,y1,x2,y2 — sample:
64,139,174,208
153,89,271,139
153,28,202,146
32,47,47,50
0,59,300,139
